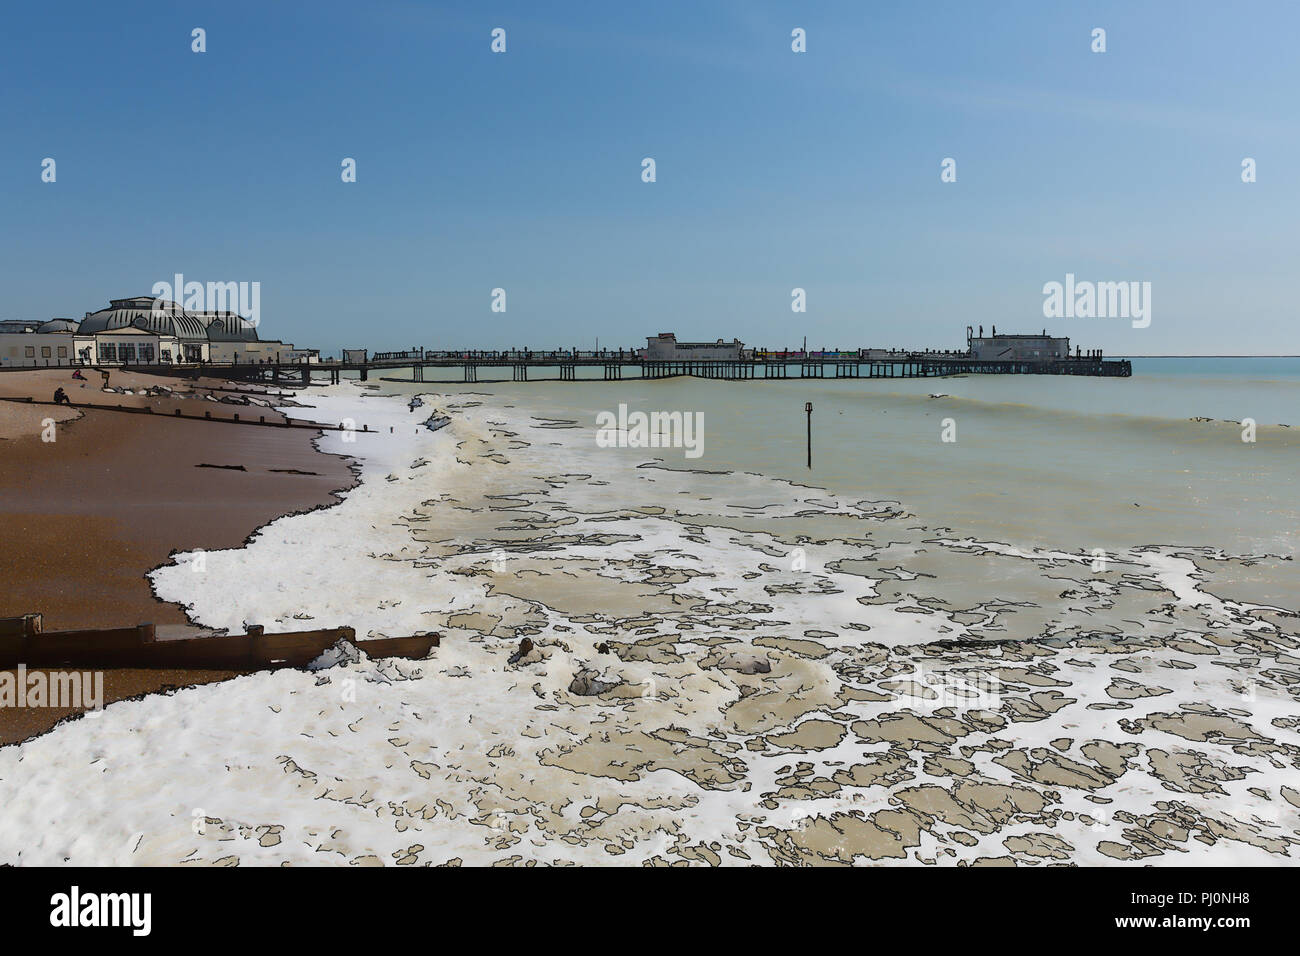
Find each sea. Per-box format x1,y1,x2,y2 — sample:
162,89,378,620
2,358,1296,866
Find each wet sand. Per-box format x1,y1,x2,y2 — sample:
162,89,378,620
0,368,356,744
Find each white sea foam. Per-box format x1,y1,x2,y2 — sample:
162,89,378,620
1,382,1296,866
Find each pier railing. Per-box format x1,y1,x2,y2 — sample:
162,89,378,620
7,351,1129,385
304,353,1132,383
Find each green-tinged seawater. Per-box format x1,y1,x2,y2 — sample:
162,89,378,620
368,358,1299,576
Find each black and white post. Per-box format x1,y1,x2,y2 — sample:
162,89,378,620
805,401,813,468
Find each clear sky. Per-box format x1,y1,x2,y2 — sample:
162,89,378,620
3,1,1297,355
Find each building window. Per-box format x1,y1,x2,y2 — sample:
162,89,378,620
57,346,68,358
119,344,137,364
139,344,155,363
24,346,35,358
40,346,51,358
98,343,117,363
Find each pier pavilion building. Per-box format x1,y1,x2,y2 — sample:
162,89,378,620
968,328,1072,362
0,297,320,368
78,297,212,363
643,332,747,361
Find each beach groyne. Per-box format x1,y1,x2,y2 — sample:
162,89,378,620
0,615,438,671
0,395,373,433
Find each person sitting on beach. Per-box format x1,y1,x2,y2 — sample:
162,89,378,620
53,387,72,406
71,369,86,380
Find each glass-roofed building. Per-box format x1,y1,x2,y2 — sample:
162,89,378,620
77,296,212,364
0,295,319,367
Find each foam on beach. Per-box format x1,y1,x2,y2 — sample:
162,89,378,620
1,382,1297,866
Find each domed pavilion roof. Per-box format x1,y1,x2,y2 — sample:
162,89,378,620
78,297,210,341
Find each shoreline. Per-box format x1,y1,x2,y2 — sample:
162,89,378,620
4,382,1295,865
0,369,358,745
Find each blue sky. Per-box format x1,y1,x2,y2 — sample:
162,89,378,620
3,1,1297,355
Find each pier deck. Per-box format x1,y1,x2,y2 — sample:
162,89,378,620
210,353,1132,386
0,354,1132,386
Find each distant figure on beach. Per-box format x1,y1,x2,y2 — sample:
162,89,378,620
71,369,86,380
100,370,110,387
53,387,71,406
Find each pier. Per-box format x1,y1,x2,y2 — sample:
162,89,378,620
0,339,1132,387
189,350,1132,386
0,320,1132,385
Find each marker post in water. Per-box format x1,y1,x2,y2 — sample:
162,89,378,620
805,402,813,468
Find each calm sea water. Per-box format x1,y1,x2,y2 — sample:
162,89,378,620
363,357,1299,566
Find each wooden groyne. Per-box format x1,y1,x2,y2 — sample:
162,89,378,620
0,615,437,671
0,395,372,433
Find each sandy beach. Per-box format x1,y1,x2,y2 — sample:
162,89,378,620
0,368,356,744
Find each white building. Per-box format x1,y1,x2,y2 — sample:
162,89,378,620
192,312,318,364
643,332,747,361
0,296,321,368
87,325,171,365
79,297,211,363
0,319,82,367
969,328,1070,362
